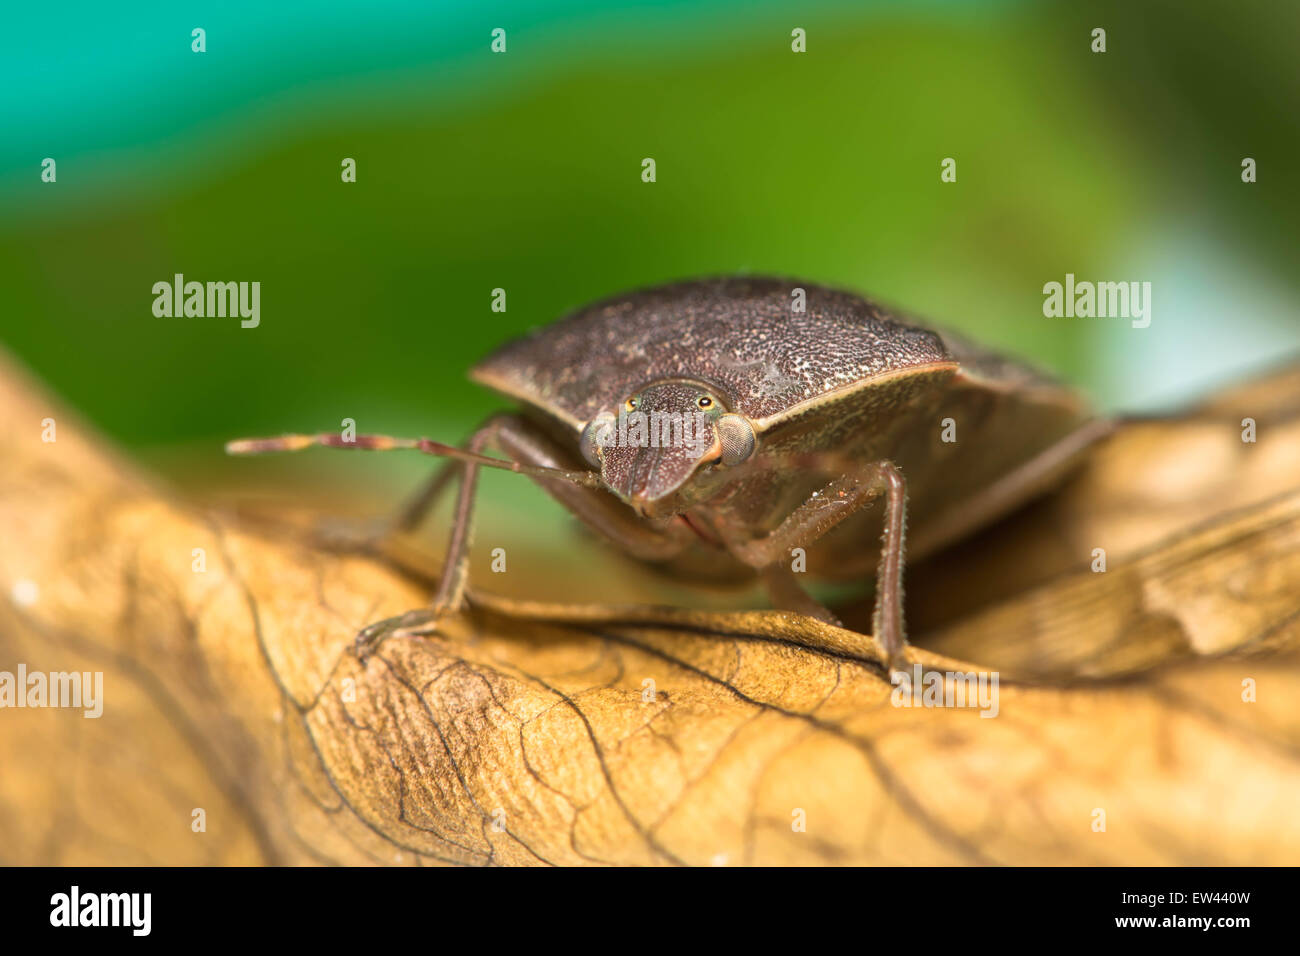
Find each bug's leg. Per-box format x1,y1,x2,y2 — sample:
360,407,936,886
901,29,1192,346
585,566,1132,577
760,565,842,626
390,460,459,532
427,415,696,612
311,459,460,555
724,459,908,668
228,418,692,657
352,414,695,659
351,417,520,658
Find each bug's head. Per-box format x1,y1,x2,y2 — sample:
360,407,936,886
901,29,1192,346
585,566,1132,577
579,380,757,517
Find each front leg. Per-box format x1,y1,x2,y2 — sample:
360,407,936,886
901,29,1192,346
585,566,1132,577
720,459,908,666
355,414,694,659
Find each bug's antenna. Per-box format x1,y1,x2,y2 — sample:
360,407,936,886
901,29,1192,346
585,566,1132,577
225,432,604,488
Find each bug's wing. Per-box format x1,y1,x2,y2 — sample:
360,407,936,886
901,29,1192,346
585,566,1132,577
894,327,1101,557
903,396,1110,559
752,326,1101,566
932,323,1078,394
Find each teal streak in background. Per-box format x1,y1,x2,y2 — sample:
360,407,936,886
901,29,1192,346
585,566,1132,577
0,0,1295,524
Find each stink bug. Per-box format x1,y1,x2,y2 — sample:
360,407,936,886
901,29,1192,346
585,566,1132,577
228,277,1108,666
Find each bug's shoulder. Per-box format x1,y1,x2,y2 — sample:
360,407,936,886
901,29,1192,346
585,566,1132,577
932,324,1072,393
470,277,961,429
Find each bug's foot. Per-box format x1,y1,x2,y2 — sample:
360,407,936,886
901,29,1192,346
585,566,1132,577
352,607,443,662
886,653,910,681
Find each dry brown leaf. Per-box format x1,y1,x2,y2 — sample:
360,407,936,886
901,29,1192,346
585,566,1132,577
1,353,1298,866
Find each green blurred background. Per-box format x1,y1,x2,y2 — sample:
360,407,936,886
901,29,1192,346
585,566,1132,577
2,0,1296,568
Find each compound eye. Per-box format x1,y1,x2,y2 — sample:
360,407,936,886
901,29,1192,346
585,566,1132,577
580,413,617,468
715,413,756,467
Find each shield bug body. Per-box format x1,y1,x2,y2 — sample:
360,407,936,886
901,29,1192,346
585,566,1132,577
229,278,1107,666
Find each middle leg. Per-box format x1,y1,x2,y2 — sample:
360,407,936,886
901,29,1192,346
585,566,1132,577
721,458,908,667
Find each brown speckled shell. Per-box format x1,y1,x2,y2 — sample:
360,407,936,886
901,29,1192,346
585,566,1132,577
471,277,959,430
468,276,1096,579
